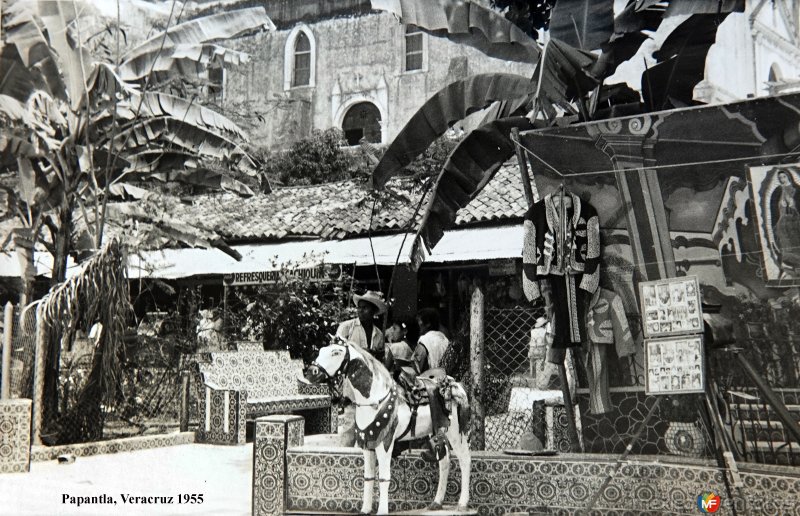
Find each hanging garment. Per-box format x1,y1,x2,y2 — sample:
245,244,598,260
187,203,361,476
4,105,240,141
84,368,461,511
582,288,636,414
522,192,600,347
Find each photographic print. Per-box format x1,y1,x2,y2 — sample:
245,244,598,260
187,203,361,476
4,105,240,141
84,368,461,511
639,276,703,338
748,164,800,286
646,337,705,395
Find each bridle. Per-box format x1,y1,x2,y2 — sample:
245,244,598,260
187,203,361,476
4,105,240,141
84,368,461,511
310,342,351,393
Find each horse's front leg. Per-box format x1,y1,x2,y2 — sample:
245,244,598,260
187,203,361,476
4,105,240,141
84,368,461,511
375,442,394,515
361,449,376,514
430,446,450,510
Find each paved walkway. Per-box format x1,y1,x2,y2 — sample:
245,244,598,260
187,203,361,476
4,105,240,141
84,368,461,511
1,444,253,516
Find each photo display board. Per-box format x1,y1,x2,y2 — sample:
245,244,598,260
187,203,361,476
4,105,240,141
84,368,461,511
645,336,705,395
639,276,703,338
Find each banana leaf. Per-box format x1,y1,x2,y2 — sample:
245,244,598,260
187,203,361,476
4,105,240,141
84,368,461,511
120,7,274,63
548,0,614,50
371,73,535,189
642,13,731,110
409,116,539,269
118,44,250,82
370,0,540,63
589,0,667,82
533,38,598,120
665,0,744,17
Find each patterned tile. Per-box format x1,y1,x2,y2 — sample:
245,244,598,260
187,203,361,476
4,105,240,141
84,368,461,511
253,415,304,516
0,399,31,474
193,351,334,445
30,432,194,462
258,431,800,516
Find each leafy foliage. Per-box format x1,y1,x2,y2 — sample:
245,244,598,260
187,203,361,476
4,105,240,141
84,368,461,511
259,128,361,187
226,260,353,365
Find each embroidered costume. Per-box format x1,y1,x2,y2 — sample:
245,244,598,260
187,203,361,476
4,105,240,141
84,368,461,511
582,288,636,414
522,192,600,347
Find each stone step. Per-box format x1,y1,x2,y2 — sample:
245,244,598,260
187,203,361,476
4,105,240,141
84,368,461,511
729,403,800,415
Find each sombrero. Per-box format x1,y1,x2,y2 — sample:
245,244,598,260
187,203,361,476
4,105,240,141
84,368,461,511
352,290,387,315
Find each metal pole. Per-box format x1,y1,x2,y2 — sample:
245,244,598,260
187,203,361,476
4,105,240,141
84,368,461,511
583,397,662,513
1,302,13,399
470,286,485,450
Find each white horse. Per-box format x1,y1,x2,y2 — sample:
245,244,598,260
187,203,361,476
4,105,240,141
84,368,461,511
304,340,472,515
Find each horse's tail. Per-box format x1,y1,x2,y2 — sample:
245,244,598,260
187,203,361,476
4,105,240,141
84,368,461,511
449,381,471,436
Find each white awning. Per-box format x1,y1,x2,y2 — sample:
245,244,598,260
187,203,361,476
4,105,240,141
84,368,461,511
128,233,417,279
128,225,524,280
427,225,523,263
0,251,78,278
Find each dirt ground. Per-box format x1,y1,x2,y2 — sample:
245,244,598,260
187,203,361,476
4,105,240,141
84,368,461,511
0,443,253,516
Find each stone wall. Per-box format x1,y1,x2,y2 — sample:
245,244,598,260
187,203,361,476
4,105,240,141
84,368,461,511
223,11,535,151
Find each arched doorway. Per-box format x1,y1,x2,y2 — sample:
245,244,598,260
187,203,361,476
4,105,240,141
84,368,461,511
341,102,381,145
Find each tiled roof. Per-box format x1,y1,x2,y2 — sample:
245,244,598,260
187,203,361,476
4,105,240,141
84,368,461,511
173,161,527,242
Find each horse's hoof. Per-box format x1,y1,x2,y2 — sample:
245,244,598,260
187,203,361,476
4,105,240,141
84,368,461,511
457,504,469,511
429,501,443,511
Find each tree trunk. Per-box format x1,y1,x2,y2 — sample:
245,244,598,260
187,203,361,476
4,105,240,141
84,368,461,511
12,228,35,307
42,205,73,431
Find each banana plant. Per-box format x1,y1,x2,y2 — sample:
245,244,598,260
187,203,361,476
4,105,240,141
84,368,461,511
369,0,743,265
0,0,273,441
1,0,273,296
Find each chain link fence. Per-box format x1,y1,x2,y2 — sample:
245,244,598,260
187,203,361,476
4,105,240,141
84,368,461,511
6,304,37,400
482,305,551,451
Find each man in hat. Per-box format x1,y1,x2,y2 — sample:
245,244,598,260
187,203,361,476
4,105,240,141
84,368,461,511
336,290,386,358
336,290,386,446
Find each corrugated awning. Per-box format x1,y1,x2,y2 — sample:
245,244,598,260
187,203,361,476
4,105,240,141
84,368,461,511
128,225,524,279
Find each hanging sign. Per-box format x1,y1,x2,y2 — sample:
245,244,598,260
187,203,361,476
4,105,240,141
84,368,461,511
223,264,346,286
489,260,517,276
645,336,705,395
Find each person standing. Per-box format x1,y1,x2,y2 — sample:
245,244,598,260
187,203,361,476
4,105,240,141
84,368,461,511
336,290,386,446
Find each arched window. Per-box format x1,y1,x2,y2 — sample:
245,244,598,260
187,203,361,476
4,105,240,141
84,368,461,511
342,102,381,145
293,32,311,87
284,25,315,90
405,25,424,72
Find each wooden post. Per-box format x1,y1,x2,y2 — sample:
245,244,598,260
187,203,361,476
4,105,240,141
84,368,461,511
470,286,485,450
31,305,46,445
512,127,535,207
179,371,190,432
1,302,13,400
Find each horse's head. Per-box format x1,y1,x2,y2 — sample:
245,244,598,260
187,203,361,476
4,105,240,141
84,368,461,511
304,338,351,385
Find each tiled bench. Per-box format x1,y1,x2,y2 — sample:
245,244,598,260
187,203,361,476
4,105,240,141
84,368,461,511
193,349,336,445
